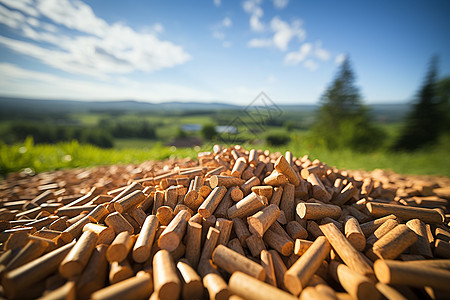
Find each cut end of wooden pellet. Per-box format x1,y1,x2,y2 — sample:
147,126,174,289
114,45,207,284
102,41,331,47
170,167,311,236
373,260,391,284
158,232,181,252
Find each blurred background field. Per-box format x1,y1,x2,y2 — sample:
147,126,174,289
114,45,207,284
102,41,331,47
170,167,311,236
1,96,449,177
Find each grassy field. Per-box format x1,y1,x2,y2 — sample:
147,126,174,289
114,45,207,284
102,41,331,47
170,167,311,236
1,135,449,178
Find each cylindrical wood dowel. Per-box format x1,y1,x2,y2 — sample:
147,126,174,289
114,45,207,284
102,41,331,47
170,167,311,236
284,236,331,295
333,182,358,206
91,273,153,300
371,224,417,260
132,215,159,263
286,221,308,240
279,183,295,223
109,259,134,284
366,219,398,247
229,271,297,300
210,175,245,188
5,240,48,273
233,217,251,248
185,221,202,268
275,155,300,186
248,204,280,237
264,171,288,186
77,244,109,300
406,219,433,258
87,205,109,223
153,250,181,300
106,231,136,263
296,202,342,220
215,218,233,246
263,222,294,256
228,193,266,219
261,249,277,286
294,239,313,256
59,230,98,278
246,234,267,257
212,244,266,280
199,227,220,262
269,250,288,290
82,223,115,245
203,272,230,300
319,222,374,278
329,260,380,300
159,210,190,252
105,212,134,234
374,259,450,291
366,202,444,224
359,214,397,237
177,260,203,300
2,240,75,299
227,238,245,255
344,216,366,252
198,186,227,218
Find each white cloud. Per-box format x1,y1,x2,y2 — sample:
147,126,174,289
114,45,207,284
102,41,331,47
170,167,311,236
0,5,26,29
222,17,232,27
0,0,38,16
0,0,191,78
214,0,221,7
0,63,215,101
243,0,265,32
247,38,272,48
273,0,289,9
314,41,330,61
304,59,318,71
284,43,312,65
335,53,346,65
270,17,305,51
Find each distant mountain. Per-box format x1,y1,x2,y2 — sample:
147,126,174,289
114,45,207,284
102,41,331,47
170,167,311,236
0,96,410,122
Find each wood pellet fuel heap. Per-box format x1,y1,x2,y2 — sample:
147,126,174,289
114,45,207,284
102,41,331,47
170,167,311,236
0,145,449,300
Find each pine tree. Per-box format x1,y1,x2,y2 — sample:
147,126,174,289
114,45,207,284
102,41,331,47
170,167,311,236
310,57,384,151
394,56,442,150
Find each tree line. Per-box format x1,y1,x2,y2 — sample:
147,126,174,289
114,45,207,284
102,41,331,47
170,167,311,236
0,119,157,148
309,55,449,152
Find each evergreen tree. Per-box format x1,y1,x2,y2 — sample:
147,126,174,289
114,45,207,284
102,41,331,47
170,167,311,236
394,56,442,150
310,57,384,151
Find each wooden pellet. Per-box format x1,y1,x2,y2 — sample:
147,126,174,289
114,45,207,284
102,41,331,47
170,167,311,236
2,241,75,299
91,273,153,300
59,230,98,278
153,249,181,300
320,222,374,278
0,144,449,299
132,215,159,263
371,224,418,260
212,244,265,280
374,259,450,291
159,210,191,251
229,271,297,300
106,231,135,263
104,212,134,234
284,236,331,295
329,260,380,300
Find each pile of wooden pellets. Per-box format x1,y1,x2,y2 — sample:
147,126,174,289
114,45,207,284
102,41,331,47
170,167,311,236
0,145,449,300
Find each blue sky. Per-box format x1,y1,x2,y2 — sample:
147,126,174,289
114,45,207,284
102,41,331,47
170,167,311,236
0,0,449,104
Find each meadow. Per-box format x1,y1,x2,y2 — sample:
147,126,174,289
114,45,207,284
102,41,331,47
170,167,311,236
1,130,449,178
1,99,448,178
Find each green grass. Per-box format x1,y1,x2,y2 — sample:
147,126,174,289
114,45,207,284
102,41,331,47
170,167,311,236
0,138,198,176
1,135,449,178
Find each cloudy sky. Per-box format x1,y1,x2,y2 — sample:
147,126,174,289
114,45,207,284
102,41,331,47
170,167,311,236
0,0,449,104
